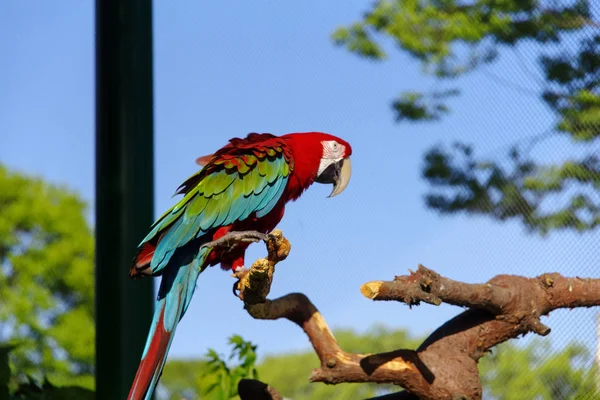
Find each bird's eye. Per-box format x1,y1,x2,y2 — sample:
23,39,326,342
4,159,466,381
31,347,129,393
322,140,343,157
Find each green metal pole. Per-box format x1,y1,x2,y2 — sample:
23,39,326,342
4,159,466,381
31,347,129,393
95,0,155,398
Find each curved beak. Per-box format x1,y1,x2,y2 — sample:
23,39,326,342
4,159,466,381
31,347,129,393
315,157,352,198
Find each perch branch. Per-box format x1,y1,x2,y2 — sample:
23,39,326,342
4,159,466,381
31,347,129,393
245,292,433,394
228,232,600,400
232,229,291,304
200,229,290,302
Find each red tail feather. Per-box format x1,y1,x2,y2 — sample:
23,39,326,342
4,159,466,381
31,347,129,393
127,307,172,400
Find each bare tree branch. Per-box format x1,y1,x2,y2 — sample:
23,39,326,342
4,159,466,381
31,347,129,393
228,230,600,400
243,292,444,398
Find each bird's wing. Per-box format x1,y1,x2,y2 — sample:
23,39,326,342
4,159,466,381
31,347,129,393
131,134,293,276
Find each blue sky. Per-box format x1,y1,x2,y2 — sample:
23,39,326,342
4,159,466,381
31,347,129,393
1,0,599,367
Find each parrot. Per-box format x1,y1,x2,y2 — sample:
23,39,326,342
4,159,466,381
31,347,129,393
127,131,352,399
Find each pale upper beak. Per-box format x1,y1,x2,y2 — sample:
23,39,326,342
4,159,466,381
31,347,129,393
314,157,352,198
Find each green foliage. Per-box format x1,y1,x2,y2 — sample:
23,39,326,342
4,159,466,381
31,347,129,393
258,325,423,399
541,34,600,142
392,90,459,121
332,22,386,60
201,335,260,399
333,0,600,234
161,328,598,399
479,339,598,399
0,164,95,388
423,144,599,234
158,359,209,399
333,0,591,101
1,344,13,399
160,335,260,400
160,326,423,400
0,344,95,399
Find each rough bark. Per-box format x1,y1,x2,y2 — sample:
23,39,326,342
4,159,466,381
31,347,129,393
219,230,600,400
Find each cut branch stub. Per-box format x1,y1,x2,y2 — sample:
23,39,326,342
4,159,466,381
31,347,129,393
361,265,600,347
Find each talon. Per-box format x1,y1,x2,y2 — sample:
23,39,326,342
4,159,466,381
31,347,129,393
232,280,240,297
232,266,249,298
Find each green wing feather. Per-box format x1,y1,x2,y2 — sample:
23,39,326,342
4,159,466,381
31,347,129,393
140,141,291,274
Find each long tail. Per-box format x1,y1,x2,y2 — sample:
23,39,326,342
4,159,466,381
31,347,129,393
127,252,206,400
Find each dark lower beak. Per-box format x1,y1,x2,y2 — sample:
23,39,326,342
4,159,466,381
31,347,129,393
315,158,352,198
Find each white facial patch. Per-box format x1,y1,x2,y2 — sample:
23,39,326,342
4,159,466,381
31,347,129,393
321,140,345,159
317,140,345,176
317,158,334,176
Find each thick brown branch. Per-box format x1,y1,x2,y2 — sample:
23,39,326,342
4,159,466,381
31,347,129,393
540,273,600,311
232,234,600,400
244,293,440,399
362,265,506,313
362,264,600,356
233,237,444,398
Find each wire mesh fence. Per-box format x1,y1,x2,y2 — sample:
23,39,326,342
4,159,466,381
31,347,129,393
1,1,599,399
420,1,600,398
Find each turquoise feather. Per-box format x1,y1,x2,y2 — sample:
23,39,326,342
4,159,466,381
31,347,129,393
141,145,291,275
139,248,208,399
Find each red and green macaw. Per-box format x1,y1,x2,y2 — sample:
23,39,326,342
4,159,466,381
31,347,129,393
127,132,352,399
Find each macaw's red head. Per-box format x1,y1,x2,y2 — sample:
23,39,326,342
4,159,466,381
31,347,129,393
281,131,353,199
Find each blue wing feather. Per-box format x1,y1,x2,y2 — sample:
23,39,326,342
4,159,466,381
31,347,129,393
138,146,291,276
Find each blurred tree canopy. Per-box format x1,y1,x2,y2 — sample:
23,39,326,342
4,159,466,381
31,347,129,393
333,0,600,235
160,327,598,399
479,339,598,399
160,326,423,399
159,335,261,400
0,344,94,400
257,325,422,399
0,164,94,389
